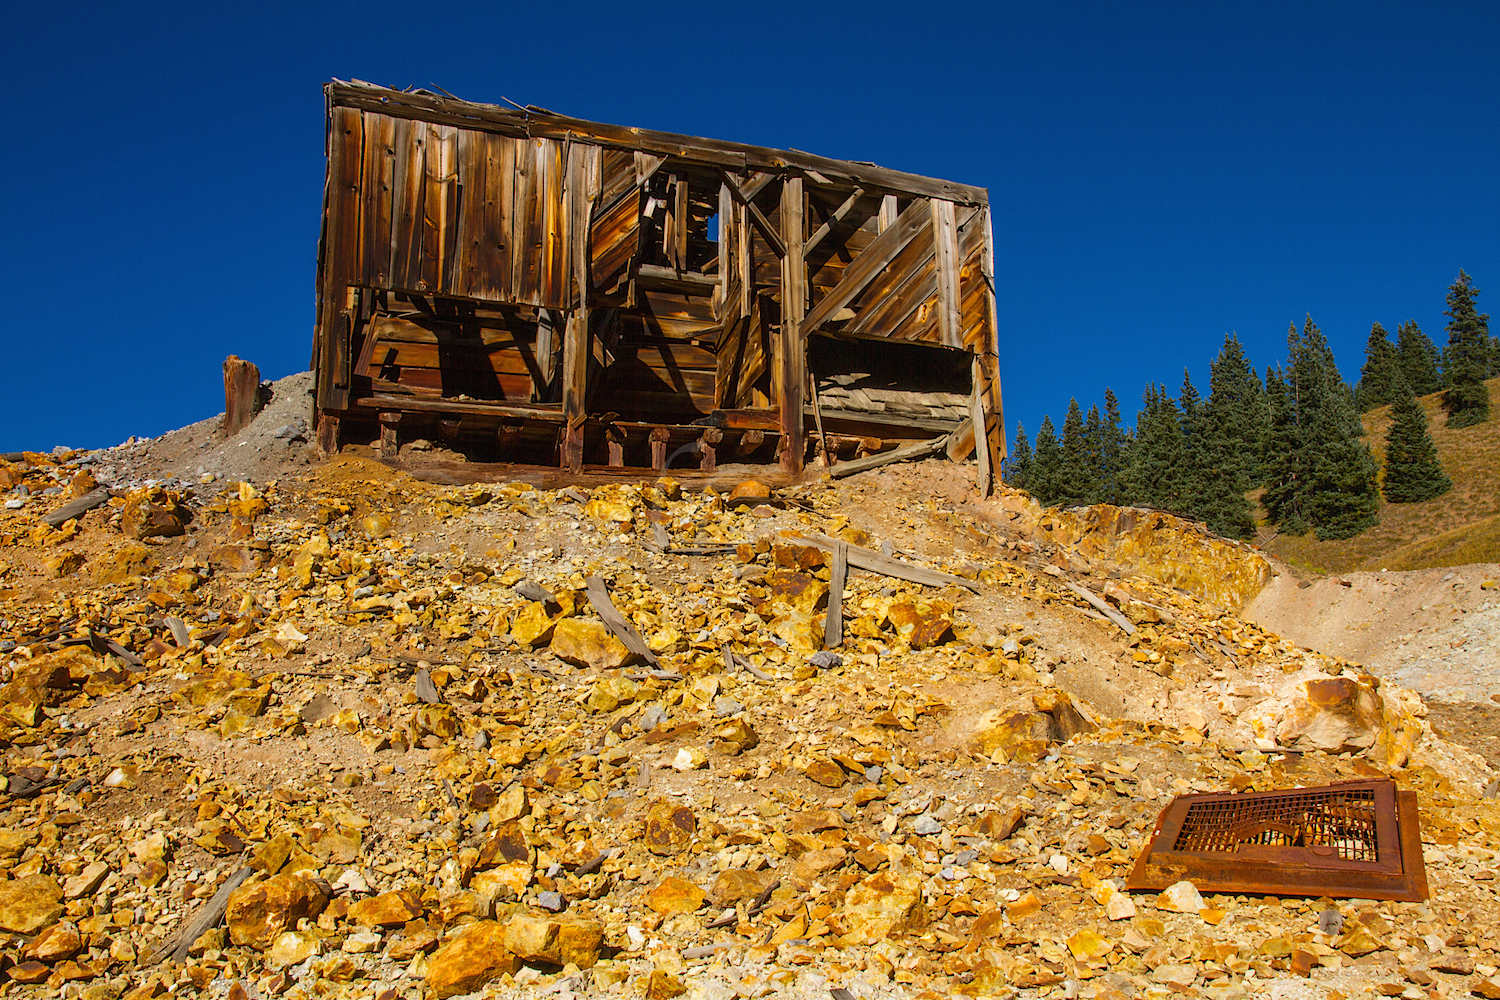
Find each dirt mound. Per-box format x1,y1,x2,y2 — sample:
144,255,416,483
1,446,1498,1000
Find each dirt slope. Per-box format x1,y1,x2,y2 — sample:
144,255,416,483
1,406,1499,1000
1264,378,1500,573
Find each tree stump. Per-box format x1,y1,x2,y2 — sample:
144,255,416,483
223,356,261,438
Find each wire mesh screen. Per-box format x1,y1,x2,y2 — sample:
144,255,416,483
1171,786,1381,862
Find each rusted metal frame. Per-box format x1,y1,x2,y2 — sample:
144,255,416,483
799,199,931,341
718,168,786,259
803,186,865,259
1126,780,1427,901
778,176,806,474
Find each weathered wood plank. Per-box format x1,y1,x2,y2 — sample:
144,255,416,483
719,169,785,259
827,435,946,478
778,177,805,474
316,105,364,413
42,488,112,528
931,198,962,348
361,113,397,288
803,186,864,259
825,540,847,649
796,532,979,592
585,575,659,665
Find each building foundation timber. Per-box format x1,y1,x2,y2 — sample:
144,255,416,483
310,80,1006,485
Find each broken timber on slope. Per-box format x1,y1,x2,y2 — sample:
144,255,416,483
311,80,1005,491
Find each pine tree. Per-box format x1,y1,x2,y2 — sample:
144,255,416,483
1206,334,1268,491
1441,270,1492,428
1005,423,1033,491
1356,322,1400,412
1054,398,1092,506
1177,362,1256,540
1082,404,1105,503
1124,384,1185,510
1396,320,1444,396
1097,388,1129,504
1265,316,1381,540
1382,371,1451,502
1031,415,1062,506
1261,362,1308,533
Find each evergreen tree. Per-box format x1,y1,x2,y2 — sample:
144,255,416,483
1031,415,1062,506
1178,362,1256,540
1082,404,1105,503
1005,423,1033,491
1356,322,1400,412
1054,398,1092,506
1124,384,1185,511
1441,270,1492,428
1396,320,1444,396
1261,363,1308,533
1206,334,1268,491
1382,371,1451,503
1097,388,1129,504
1264,316,1381,540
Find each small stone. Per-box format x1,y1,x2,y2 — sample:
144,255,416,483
502,911,603,969
1155,879,1204,914
265,930,320,968
1473,978,1500,1000
537,891,565,913
1153,965,1199,991
713,717,759,754
840,871,927,944
645,968,687,1000
342,930,381,954
1104,891,1137,921
671,747,708,771
1290,949,1318,977
63,861,110,899
24,920,82,961
1337,926,1385,957
910,814,941,836
1067,928,1113,961
805,760,847,788
1433,953,1475,975
711,869,775,905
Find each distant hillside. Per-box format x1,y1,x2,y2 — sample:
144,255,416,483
1262,377,1500,573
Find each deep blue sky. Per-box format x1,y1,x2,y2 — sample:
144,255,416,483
3,2,1496,452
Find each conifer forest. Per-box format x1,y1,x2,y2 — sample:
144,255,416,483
1005,271,1498,541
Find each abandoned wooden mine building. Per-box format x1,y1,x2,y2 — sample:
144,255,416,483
311,80,1005,490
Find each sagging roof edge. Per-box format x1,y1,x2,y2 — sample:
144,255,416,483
327,80,990,209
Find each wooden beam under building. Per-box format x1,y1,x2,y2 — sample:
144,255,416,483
778,176,806,475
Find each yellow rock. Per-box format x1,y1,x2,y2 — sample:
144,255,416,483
886,599,954,648
470,863,532,903
646,877,706,915
503,911,604,968
645,968,687,1000
488,783,530,823
22,919,80,961
840,872,926,944
644,800,696,855
347,889,423,928
711,869,775,905
512,602,556,646
764,570,828,614
424,920,519,999
969,710,1052,764
266,930,321,968
224,872,329,950
1067,928,1112,961
805,760,847,788
0,876,63,934
96,542,156,584
551,619,632,669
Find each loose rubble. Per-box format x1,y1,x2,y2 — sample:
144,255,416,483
0,443,1497,1000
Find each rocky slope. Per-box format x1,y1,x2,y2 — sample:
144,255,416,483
0,432,1498,1000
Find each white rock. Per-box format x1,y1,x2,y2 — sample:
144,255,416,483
1156,879,1204,913
1104,892,1138,921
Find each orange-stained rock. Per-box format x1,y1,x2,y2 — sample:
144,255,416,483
424,920,519,998
711,869,776,906
23,919,82,961
550,619,632,669
0,876,64,934
838,871,926,944
477,821,532,868
1277,676,1384,753
969,710,1053,763
347,890,423,928
804,759,846,788
886,599,954,648
764,570,828,614
646,877,706,916
224,872,328,950
771,543,825,571
503,911,603,968
644,800,695,855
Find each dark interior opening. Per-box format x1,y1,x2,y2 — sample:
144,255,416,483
808,333,972,397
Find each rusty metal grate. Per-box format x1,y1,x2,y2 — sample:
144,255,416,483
1127,779,1428,901
1172,785,1380,861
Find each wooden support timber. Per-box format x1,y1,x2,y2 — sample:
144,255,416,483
310,80,1005,486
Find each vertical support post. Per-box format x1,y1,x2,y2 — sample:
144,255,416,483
698,428,723,472
931,199,962,348
606,425,625,467
535,309,558,401
315,412,340,459
650,427,670,470
561,312,588,472
223,355,261,438
878,194,898,234
379,412,401,460
778,176,806,475
672,177,689,271
825,540,847,649
970,355,993,496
